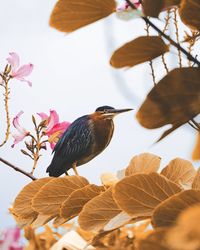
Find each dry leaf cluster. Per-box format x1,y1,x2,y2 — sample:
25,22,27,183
11,153,200,249
48,0,200,160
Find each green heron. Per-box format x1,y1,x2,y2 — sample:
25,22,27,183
47,106,132,177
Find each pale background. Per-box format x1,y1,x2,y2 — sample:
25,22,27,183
0,0,198,229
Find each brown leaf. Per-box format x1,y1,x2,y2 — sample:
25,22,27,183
50,0,116,33
110,36,168,68
78,188,132,232
166,205,200,250
192,168,200,189
161,158,196,189
136,68,200,140
142,0,164,17
31,214,55,228
137,228,169,250
152,189,200,227
179,0,200,31
113,172,181,217
164,0,181,8
52,216,68,227
12,178,53,220
192,132,200,160
32,176,89,217
60,184,104,220
101,173,119,187
125,153,161,176
11,211,35,228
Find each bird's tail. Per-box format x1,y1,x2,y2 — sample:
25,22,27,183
46,156,69,177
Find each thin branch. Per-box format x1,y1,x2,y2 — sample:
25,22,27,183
161,9,171,74
0,77,11,147
0,157,37,180
125,0,200,67
173,8,182,68
145,22,156,86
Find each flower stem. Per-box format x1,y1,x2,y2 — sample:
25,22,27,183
0,77,11,147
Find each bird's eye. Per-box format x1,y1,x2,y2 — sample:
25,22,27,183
103,109,108,113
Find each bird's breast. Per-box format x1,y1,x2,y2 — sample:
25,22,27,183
92,119,114,154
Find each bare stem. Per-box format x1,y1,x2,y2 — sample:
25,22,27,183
30,120,41,175
173,8,182,68
0,157,37,180
145,22,156,86
125,0,200,67
0,77,11,147
161,10,171,74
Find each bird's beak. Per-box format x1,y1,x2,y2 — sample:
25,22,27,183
109,108,133,115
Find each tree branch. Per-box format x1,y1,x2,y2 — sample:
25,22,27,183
0,157,37,181
125,0,200,67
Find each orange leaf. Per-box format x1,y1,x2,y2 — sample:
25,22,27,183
136,67,200,141
110,36,168,68
192,168,200,190
113,173,181,217
166,205,200,250
78,188,132,232
179,0,200,31
142,0,164,17
125,153,161,176
50,0,116,32
12,177,53,220
32,176,89,216
192,132,200,160
137,228,168,250
152,189,200,227
60,184,104,220
161,158,196,188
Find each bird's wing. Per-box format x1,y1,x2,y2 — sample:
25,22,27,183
53,116,93,163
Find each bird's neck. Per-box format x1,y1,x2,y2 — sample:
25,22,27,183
91,118,114,152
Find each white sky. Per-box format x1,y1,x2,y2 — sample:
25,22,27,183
0,0,198,229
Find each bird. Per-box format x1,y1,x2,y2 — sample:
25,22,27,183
46,106,132,177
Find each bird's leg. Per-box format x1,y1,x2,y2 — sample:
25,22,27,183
72,162,79,175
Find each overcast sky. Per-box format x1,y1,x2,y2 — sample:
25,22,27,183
0,0,198,229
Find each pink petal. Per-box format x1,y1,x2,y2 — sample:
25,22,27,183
7,52,20,71
46,121,70,136
37,112,48,121
12,111,29,147
0,227,22,250
0,75,3,84
12,63,33,78
13,111,24,131
11,133,27,148
50,142,55,150
45,110,60,133
13,76,32,87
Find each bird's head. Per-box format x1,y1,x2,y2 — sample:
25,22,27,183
93,106,133,120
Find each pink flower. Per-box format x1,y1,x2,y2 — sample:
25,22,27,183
117,0,141,11
7,52,33,87
0,227,23,250
11,111,29,148
116,0,142,20
38,110,70,149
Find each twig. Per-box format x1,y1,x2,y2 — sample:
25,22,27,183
173,8,182,68
0,157,37,180
161,9,171,74
145,22,156,86
125,0,200,67
0,77,11,147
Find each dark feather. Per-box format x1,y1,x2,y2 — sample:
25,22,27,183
47,115,93,176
